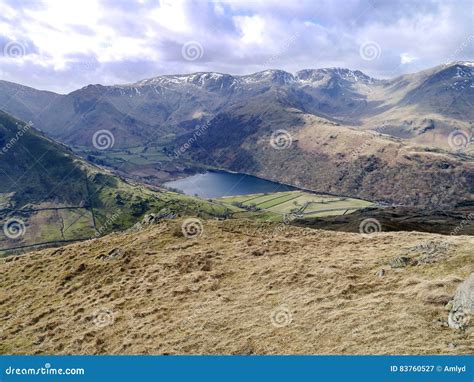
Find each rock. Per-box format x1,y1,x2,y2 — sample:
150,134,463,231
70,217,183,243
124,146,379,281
138,210,177,229
433,318,449,328
447,273,473,330
129,210,175,232
142,213,160,226
96,248,123,261
128,222,143,232
108,248,123,258
77,263,86,272
376,269,385,277
389,256,413,268
408,240,452,264
250,249,265,257
448,310,469,330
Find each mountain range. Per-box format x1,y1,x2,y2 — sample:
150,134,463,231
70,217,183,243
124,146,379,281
1,62,473,147
0,62,473,208
1,63,473,355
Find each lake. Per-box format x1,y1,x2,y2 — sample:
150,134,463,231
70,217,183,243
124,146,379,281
163,171,297,198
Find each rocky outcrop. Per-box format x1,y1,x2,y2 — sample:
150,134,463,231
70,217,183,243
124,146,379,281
131,209,177,231
447,273,473,330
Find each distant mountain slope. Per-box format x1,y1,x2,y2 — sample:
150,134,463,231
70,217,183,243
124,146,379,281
0,81,61,129
181,105,473,207
0,111,230,252
398,63,474,119
0,110,89,207
0,63,472,150
360,63,474,146
0,63,472,208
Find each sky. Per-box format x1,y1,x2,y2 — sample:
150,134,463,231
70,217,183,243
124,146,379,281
0,0,473,94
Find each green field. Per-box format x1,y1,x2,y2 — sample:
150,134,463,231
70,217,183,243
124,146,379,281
74,144,172,168
216,191,373,219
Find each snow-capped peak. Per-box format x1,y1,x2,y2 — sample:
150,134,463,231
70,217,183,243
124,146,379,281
297,68,375,84
446,60,474,68
114,67,377,94
242,70,295,84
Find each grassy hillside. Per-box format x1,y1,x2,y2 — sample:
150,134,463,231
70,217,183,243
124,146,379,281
0,111,230,253
1,218,472,354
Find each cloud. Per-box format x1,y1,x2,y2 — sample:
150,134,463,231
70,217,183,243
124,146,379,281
234,15,266,44
400,53,418,64
0,0,472,93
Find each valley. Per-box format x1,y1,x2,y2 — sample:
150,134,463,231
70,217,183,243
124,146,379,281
1,0,473,366
0,63,472,356
1,63,473,208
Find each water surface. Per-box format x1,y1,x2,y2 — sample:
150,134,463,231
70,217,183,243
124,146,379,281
163,171,296,198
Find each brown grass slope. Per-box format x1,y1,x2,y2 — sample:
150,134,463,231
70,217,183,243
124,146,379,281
1,219,473,355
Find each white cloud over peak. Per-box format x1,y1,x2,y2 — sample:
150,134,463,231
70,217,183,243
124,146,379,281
0,0,472,93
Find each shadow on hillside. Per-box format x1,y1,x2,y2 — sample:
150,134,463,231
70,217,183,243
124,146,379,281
292,206,474,236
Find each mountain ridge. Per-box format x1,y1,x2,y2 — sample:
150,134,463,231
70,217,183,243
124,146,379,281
0,62,472,207
4,61,472,95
